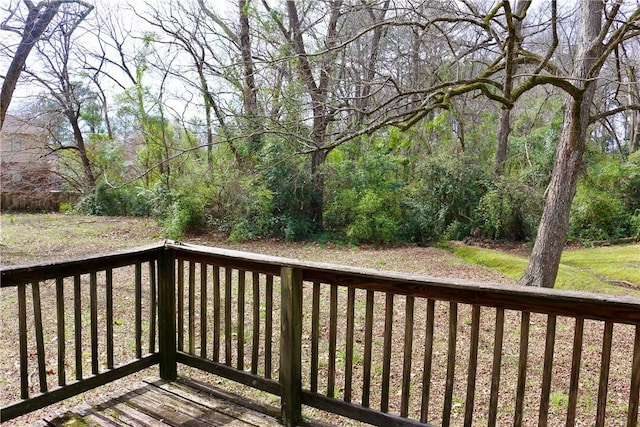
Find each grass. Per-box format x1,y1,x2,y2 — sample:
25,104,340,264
1,214,639,426
449,244,640,297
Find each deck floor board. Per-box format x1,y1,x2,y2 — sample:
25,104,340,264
45,377,282,427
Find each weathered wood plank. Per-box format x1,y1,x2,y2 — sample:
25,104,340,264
149,260,157,354
106,268,114,369
310,281,321,393
225,267,232,366
200,262,208,358
90,271,99,375
18,283,28,399
158,247,176,381
628,325,640,427
188,260,196,355
252,272,260,374
488,307,505,426
381,293,394,413
442,302,457,427
595,321,613,427
538,314,557,427
1,244,163,286
265,274,274,379
73,274,82,380
238,269,246,371
514,311,530,427
177,259,184,352
566,317,584,427
280,266,303,427
463,304,481,425
362,289,374,409
327,283,338,398
213,265,221,363
1,355,159,423
32,281,47,393
401,295,414,418
344,286,355,403
420,299,435,423
55,277,66,387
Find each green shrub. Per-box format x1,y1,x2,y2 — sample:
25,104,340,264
568,187,631,243
75,182,152,217
475,179,542,241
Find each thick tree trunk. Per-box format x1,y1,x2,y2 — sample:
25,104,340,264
310,148,327,228
518,98,586,287
519,0,603,288
494,107,511,174
0,3,60,130
68,112,96,189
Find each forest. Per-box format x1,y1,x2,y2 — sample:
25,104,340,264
1,0,639,288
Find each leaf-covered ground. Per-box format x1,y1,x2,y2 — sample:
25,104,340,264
1,214,638,425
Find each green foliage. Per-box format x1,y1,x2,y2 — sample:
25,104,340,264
568,154,640,243
404,155,490,242
76,183,152,217
475,179,543,241
568,186,631,243
161,190,207,240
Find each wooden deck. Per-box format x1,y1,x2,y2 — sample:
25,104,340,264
45,377,283,427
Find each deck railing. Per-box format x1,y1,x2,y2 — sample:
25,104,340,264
1,241,639,426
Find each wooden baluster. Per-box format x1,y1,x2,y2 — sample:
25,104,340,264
538,314,557,427
106,269,114,369
177,259,184,352
149,261,157,354
188,261,195,355
265,274,274,379
135,263,142,359
381,293,394,413
401,296,415,417
225,268,232,365
18,283,28,399
90,271,99,374
514,311,531,427
327,284,338,398
362,290,374,408
442,302,458,427
32,281,47,393
595,321,613,426
463,305,481,425
251,272,260,374
420,299,435,423
56,277,66,386
213,265,220,363
237,270,245,370
74,275,82,380
310,281,321,393
344,287,355,403
566,317,584,427
280,267,302,427
488,308,505,426
627,325,640,427
200,263,208,358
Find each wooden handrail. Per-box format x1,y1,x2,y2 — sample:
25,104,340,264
2,241,639,426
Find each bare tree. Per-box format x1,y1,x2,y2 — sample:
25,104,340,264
0,0,93,129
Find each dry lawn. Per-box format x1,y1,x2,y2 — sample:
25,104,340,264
1,214,638,426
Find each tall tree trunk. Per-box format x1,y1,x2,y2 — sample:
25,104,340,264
494,0,529,175
0,2,61,130
519,0,603,288
68,111,96,189
238,0,261,154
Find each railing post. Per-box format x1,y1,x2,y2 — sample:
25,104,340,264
158,245,177,380
280,266,303,427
